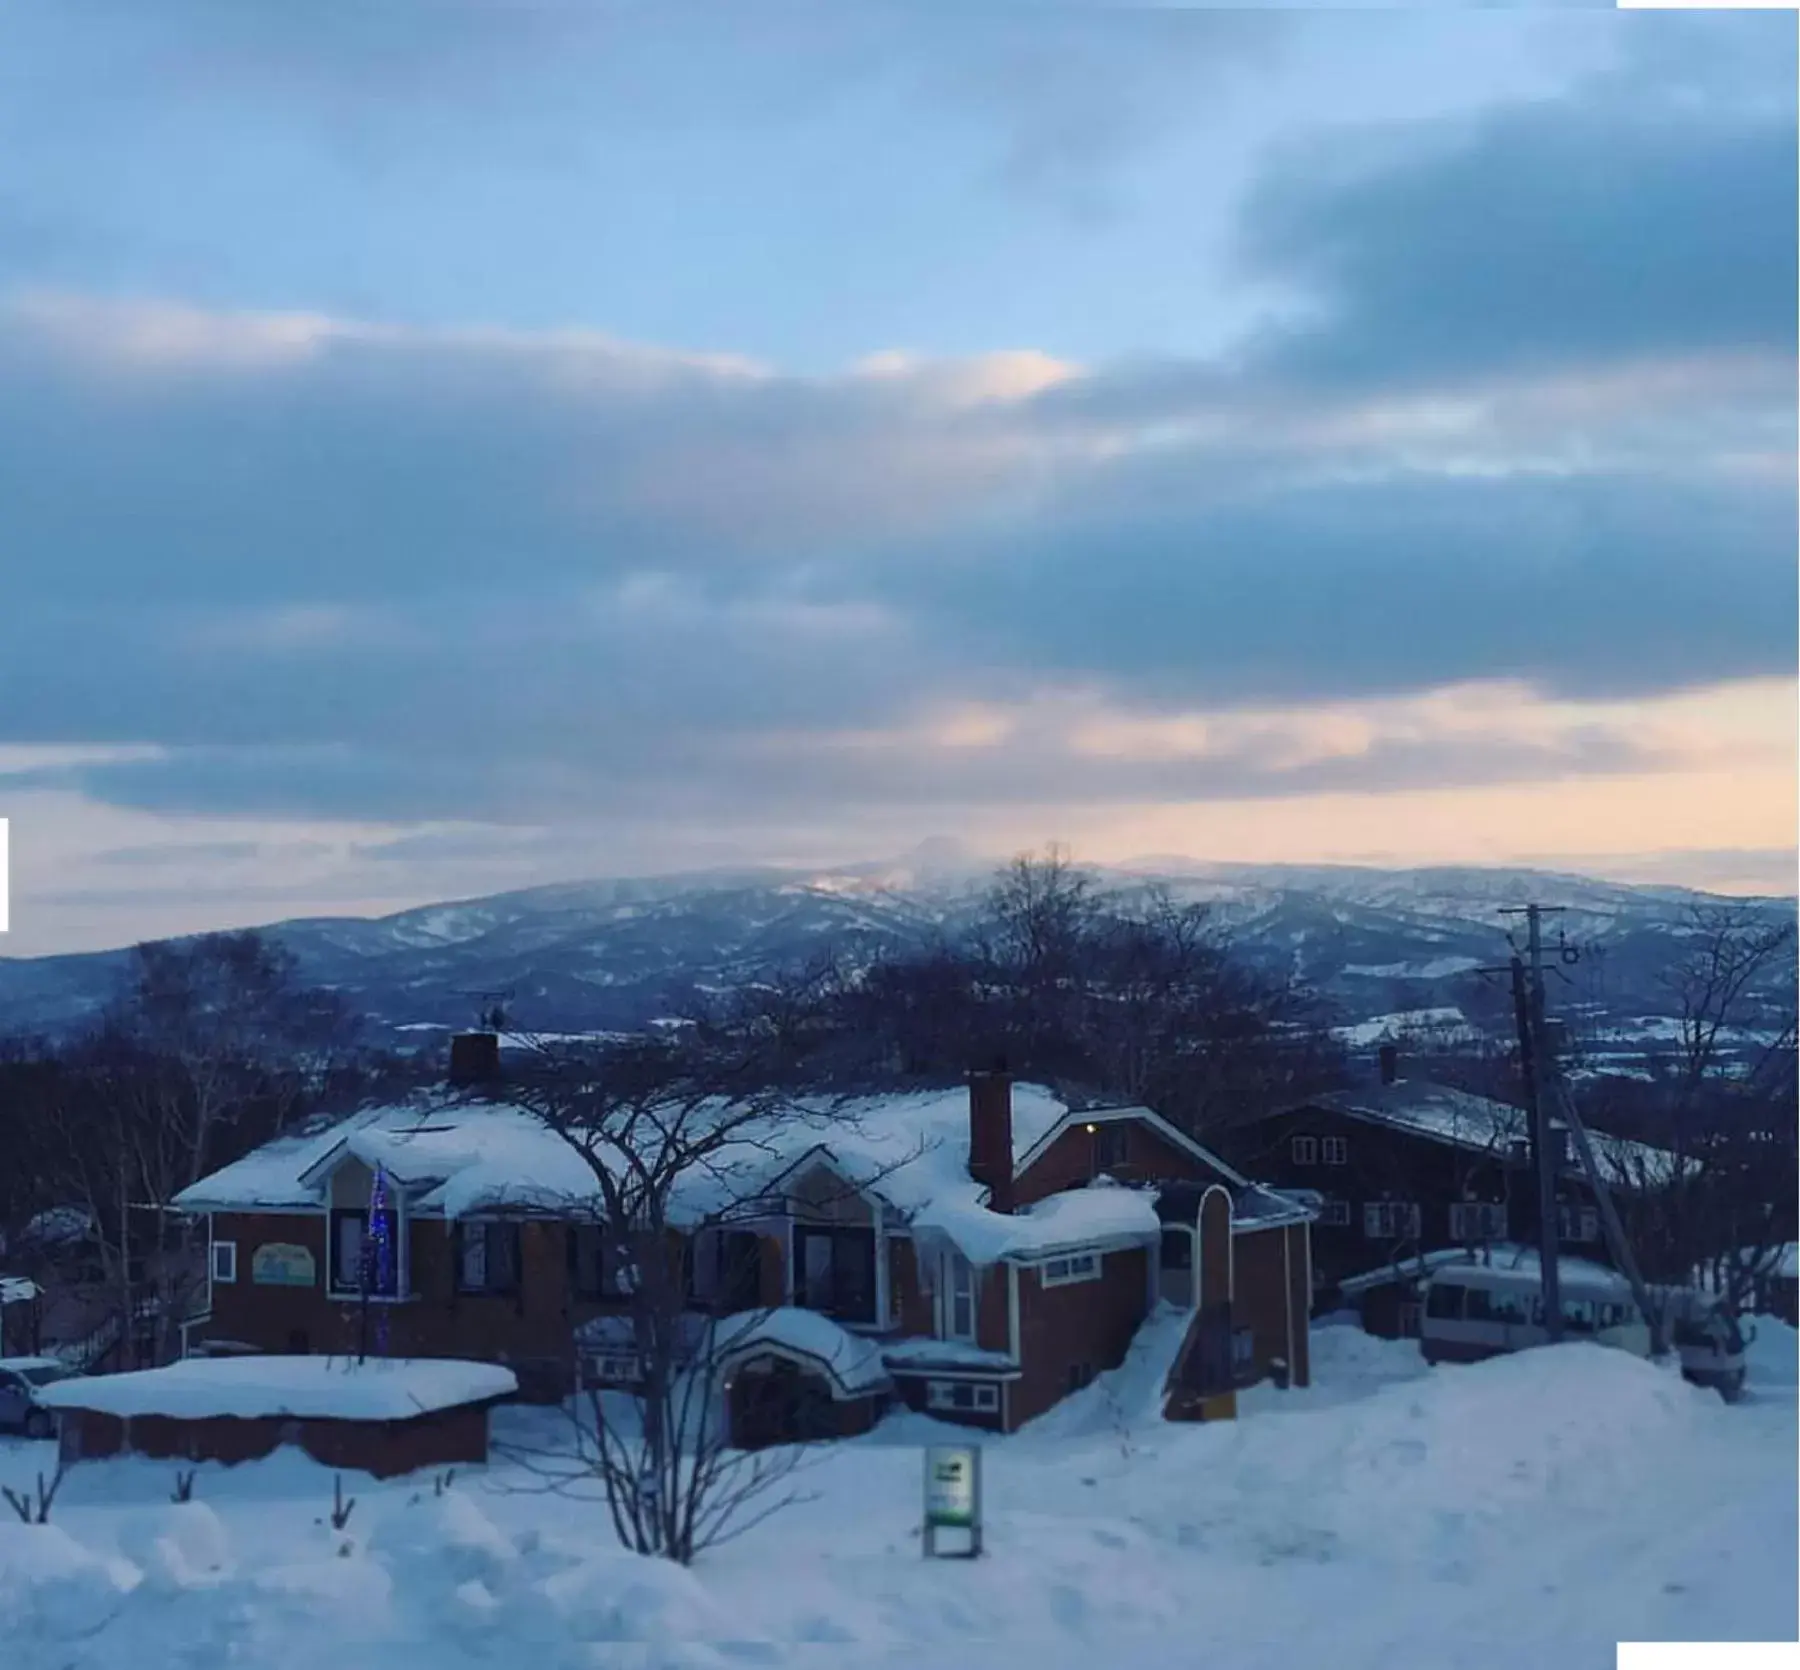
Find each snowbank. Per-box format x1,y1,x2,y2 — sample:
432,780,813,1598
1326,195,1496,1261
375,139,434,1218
1,1305,1791,1669
35,1355,518,1421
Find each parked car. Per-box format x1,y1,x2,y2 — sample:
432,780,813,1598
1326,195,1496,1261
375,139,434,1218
0,1356,81,1439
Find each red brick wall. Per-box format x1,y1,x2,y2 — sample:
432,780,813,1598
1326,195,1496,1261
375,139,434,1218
1014,1118,1216,1207
1010,1247,1149,1428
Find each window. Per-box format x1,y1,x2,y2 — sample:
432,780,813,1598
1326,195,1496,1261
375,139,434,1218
1363,1202,1422,1240
329,1205,400,1298
210,1240,238,1285
1290,1135,1318,1166
457,1222,521,1295
794,1225,877,1324
1464,1285,1531,1325
1557,1204,1600,1244
1321,1137,1349,1166
1320,1199,1351,1227
585,1351,642,1386
1425,1282,1465,1321
1449,1202,1509,1242
1231,1327,1256,1370
944,1252,977,1341
1039,1251,1101,1288
567,1224,608,1300
926,1379,999,1414
1562,1297,1599,1335
328,1209,366,1296
1093,1123,1130,1172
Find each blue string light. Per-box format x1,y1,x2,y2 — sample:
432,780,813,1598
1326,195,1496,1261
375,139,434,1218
369,1164,394,1356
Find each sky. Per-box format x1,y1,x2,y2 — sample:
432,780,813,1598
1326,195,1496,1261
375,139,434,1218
0,2,1795,956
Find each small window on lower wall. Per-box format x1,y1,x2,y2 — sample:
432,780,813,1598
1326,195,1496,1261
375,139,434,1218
926,1379,1000,1414
210,1240,237,1284
1038,1251,1101,1287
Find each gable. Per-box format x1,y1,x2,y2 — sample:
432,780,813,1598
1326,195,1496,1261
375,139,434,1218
1012,1108,1239,1209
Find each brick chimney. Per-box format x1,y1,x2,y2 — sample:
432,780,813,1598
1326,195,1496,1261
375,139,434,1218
449,1031,502,1090
1378,1043,1399,1086
968,1056,1015,1216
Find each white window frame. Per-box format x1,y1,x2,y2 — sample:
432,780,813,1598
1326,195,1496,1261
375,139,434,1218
1320,1199,1351,1228
1557,1204,1600,1244
1290,1135,1318,1165
585,1350,643,1386
926,1379,999,1414
1321,1136,1349,1166
1449,1202,1509,1241
1038,1251,1101,1288
210,1239,238,1285
1363,1201,1422,1239
943,1251,978,1342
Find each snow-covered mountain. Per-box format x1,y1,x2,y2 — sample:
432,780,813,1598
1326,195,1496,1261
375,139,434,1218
0,855,1791,1064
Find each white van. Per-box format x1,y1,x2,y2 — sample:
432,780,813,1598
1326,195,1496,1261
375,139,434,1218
1421,1264,1651,1366
1421,1265,1750,1400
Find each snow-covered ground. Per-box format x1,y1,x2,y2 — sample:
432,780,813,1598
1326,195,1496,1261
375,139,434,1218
2,1314,1794,1670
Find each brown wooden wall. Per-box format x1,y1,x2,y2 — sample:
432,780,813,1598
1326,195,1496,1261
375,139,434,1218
58,1401,493,1479
1010,1246,1149,1428
204,1211,619,1400
1014,1119,1216,1208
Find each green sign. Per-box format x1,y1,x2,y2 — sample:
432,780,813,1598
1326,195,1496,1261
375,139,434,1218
923,1444,982,1553
251,1243,317,1287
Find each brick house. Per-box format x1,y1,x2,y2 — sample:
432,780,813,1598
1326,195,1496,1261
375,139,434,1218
173,1050,1315,1439
1214,1045,1677,1330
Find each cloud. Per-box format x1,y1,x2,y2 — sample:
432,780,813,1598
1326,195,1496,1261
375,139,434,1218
0,19,1790,863
1233,64,1796,392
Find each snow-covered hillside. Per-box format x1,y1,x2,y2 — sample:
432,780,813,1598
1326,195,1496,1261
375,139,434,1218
0,857,1791,1056
3,1319,1794,1669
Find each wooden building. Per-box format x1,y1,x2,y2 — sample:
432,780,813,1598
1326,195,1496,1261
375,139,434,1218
173,1049,1317,1443
1214,1045,1678,1315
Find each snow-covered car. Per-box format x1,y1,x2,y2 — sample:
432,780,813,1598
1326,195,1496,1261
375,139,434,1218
0,1356,80,1439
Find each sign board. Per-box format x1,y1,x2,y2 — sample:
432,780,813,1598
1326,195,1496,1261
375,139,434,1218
252,1243,318,1287
922,1444,983,1557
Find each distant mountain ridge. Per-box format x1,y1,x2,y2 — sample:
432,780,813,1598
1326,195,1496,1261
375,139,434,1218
0,853,1792,1071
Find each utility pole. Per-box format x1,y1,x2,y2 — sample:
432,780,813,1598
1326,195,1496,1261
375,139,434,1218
1503,904,1564,1344
1493,903,1669,1358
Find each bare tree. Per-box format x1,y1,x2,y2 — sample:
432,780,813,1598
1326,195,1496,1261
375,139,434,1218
496,974,916,1565
838,847,1340,1135
1588,904,1797,1311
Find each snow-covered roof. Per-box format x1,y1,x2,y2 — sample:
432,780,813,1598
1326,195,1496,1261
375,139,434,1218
880,1338,1018,1375
1302,1079,1679,1188
177,1083,1075,1230
1336,1243,1625,1298
176,1080,1275,1267
711,1308,892,1398
34,1355,519,1421
576,1307,893,1398
0,1355,65,1373
912,1175,1162,1266
0,1276,41,1305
